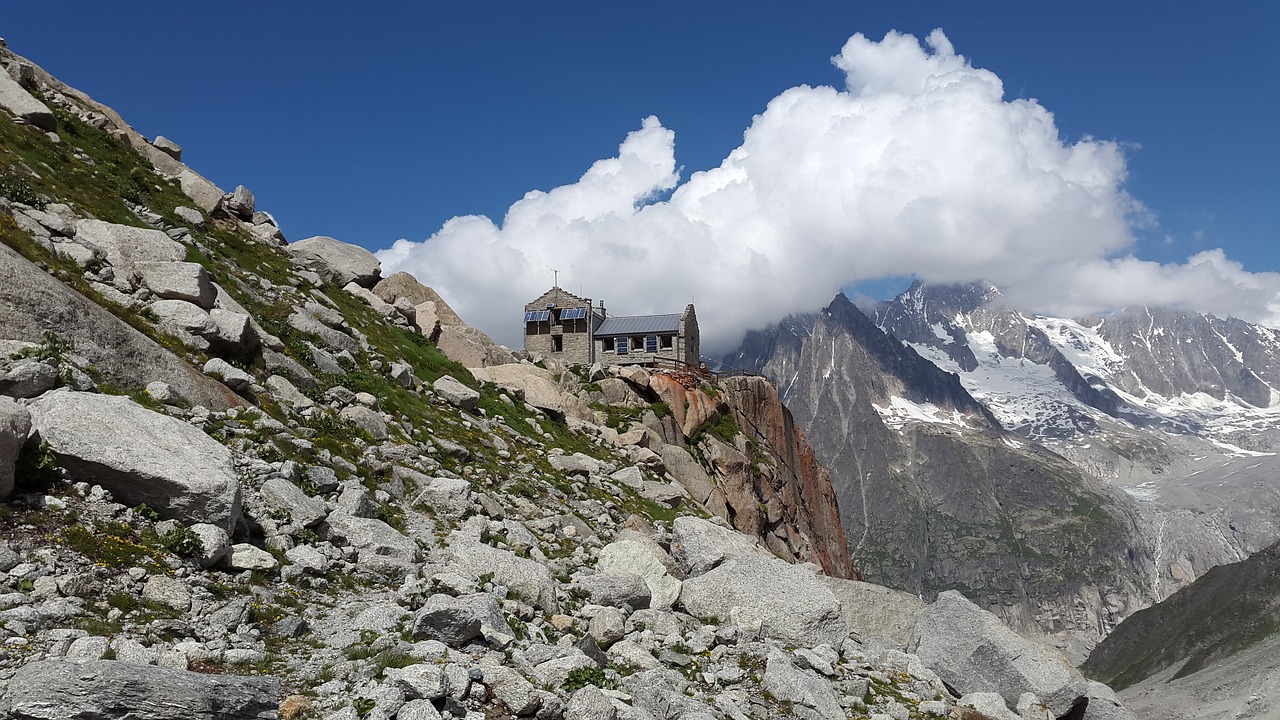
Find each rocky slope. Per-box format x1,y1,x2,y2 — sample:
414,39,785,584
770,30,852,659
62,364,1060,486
726,294,1158,659
0,40,1143,720
1080,538,1280,719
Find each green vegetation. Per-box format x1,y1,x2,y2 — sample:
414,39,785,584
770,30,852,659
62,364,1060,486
562,665,615,692
61,522,172,571
1082,540,1280,690
11,329,74,363
702,412,740,444
160,525,205,557
13,438,59,493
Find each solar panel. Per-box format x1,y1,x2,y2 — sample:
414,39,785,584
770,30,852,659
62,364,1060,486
616,337,629,355
645,335,658,353
560,307,587,320
524,310,550,322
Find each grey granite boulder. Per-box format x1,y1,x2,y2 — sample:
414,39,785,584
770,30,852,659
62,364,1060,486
411,593,507,647
173,206,204,229
596,538,682,610
447,537,559,613
432,375,479,411
29,390,242,530
286,308,359,355
661,445,720,508
0,68,55,131
0,658,279,719
225,185,255,220
203,358,253,393
566,685,616,720
150,299,217,348
151,135,182,161
821,576,925,649
339,404,387,440
135,261,214,308
208,308,257,352
1083,680,1138,720
74,219,185,279
321,512,421,578
910,590,1089,718
0,359,58,399
0,396,31,499
412,475,472,520
678,555,847,648
761,648,844,718
227,543,277,571
264,374,313,409
260,477,328,527
287,235,381,288
572,572,652,611
0,243,239,409
141,575,192,612
189,523,230,568
671,516,772,577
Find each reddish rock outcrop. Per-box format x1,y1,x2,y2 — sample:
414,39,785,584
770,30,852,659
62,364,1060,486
623,368,857,580
716,375,858,580
648,372,721,439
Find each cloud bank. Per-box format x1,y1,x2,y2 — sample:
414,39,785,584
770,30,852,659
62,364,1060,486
378,29,1280,356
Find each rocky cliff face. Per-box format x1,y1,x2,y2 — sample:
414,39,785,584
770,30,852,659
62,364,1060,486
716,375,857,580
1089,306,1280,410
728,293,1158,657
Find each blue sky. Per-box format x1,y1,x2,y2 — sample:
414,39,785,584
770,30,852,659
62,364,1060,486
5,2,1279,349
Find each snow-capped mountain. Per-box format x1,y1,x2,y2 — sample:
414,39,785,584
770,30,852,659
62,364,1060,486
873,281,1280,454
725,284,1280,656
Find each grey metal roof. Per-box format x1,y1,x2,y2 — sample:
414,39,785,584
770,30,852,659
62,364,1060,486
595,314,681,337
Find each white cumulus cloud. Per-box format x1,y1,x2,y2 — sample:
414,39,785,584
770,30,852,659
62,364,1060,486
379,29,1280,356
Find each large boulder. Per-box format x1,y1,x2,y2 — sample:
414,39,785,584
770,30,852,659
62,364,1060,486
432,375,479,411
572,573,652,611
224,185,255,220
678,555,847,648
470,364,589,421
174,166,226,213
287,236,381,288
135,261,215,308
29,390,242,531
260,478,328,528
821,576,925,649
74,219,186,279
0,244,240,409
339,405,388,441
320,512,421,578
415,592,509,648
435,325,516,369
596,539,682,610
0,68,55,131
0,397,32,499
286,308,359,355
447,536,559,613
0,659,279,719
372,272,466,326
660,447,724,514
761,648,844,718
670,516,772,577
910,590,1090,718
0,359,58,399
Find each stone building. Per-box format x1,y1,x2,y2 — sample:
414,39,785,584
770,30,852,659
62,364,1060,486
523,287,699,368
